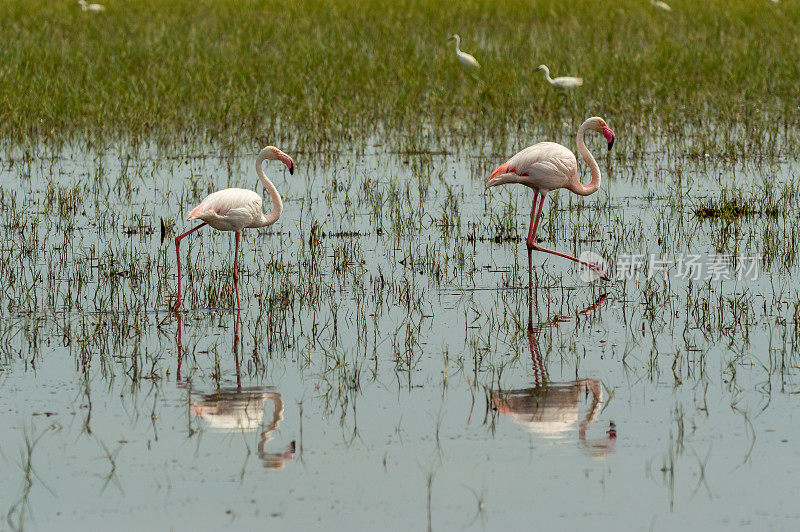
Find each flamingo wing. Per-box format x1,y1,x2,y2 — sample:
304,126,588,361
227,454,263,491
489,142,577,191
187,188,262,231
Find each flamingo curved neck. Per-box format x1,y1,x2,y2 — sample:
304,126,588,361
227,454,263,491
568,119,601,196
254,149,283,227
453,35,461,53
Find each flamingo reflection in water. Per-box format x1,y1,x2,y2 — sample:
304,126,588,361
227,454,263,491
492,294,617,457
175,310,295,469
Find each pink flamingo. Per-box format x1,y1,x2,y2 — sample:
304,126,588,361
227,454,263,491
172,146,294,310
492,293,616,457
487,117,615,285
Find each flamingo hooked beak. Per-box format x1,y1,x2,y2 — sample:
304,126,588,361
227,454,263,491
602,125,615,151
487,162,510,187
276,151,294,174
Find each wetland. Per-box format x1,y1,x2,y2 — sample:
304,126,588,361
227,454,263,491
1,0,799,530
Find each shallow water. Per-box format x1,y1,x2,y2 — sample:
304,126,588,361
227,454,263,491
0,144,798,530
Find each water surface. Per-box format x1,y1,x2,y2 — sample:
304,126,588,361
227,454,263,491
0,145,798,529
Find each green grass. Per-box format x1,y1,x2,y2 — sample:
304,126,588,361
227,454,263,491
0,0,798,152
694,198,757,220
693,179,791,220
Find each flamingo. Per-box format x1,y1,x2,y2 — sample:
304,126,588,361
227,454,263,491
487,117,615,284
537,65,583,90
172,146,294,310
446,34,480,70
78,0,106,12
191,388,295,468
177,310,295,469
492,294,616,457
650,0,672,11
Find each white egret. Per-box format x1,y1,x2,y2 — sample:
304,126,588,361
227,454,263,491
537,65,583,90
78,0,106,12
650,0,672,11
446,34,480,70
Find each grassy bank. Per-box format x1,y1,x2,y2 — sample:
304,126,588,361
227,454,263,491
0,0,798,152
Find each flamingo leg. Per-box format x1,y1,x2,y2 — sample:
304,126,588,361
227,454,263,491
173,222,207,311
526,193,544,288
527,193,547,248
233,309,241,389
532,242,611,281
175,310,183,382
526,193,541,244
233,231,241,309
526,196,538,288
528,195,610,281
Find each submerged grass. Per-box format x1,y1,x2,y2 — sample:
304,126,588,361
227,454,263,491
693,180,790,220
693,198,760,220
0,0,798,154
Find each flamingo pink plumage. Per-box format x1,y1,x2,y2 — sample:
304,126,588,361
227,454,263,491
487,117,615,285
172,146,294,310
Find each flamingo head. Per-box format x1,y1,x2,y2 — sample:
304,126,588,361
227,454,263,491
492,395,512,414
589,117,615,151
487,162,515,188
537,64,548,73
264,146,294,174
447,34,459,42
